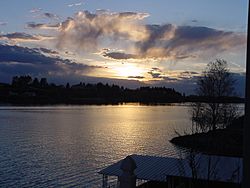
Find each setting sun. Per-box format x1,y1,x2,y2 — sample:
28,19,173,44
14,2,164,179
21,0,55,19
114,64,145,79
0,1,247,187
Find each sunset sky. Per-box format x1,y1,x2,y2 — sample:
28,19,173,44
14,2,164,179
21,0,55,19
0,0,248,94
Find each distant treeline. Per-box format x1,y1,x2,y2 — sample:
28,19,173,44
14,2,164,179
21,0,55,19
0,75,244,105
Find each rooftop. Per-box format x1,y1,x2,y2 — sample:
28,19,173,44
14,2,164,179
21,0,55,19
99,154,242,183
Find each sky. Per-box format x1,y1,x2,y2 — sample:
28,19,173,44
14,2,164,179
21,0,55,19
0,0,248,95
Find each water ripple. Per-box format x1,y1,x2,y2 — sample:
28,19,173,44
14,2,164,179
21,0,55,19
0,105,192,187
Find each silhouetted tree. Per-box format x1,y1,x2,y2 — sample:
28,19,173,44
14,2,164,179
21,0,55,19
12,75,32,88
66,83,70,89
11,76,18,86
4,75,184,104
32,78,40,87
192,59,238,132
40,78,48,88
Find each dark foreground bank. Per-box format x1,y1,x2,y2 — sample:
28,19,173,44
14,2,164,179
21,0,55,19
170,116,244,157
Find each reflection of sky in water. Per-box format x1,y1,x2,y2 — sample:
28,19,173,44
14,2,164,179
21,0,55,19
0,104,236,187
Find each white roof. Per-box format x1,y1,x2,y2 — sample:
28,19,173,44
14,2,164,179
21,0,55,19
99,154,242,183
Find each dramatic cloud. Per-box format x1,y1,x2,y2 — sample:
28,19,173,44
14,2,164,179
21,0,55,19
56,10,149,51
29,10,244,60
0,44,245,96
0,44,102,80
0,44,149,89
134,25,245,60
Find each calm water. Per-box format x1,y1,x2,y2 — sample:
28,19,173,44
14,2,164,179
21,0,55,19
0,104,192,187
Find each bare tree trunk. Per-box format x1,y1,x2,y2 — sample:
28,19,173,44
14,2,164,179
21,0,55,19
211,103,217,131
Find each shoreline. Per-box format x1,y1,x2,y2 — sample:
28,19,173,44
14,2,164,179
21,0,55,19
170,117,244,157
0,100,245,106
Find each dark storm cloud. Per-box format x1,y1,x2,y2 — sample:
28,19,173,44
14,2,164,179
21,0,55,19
102,24,245,60
132,25,245,60
137,24,173,53
0,44,147,89
0,44,102,79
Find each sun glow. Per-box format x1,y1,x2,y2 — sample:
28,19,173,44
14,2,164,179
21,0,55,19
114,64,145,78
